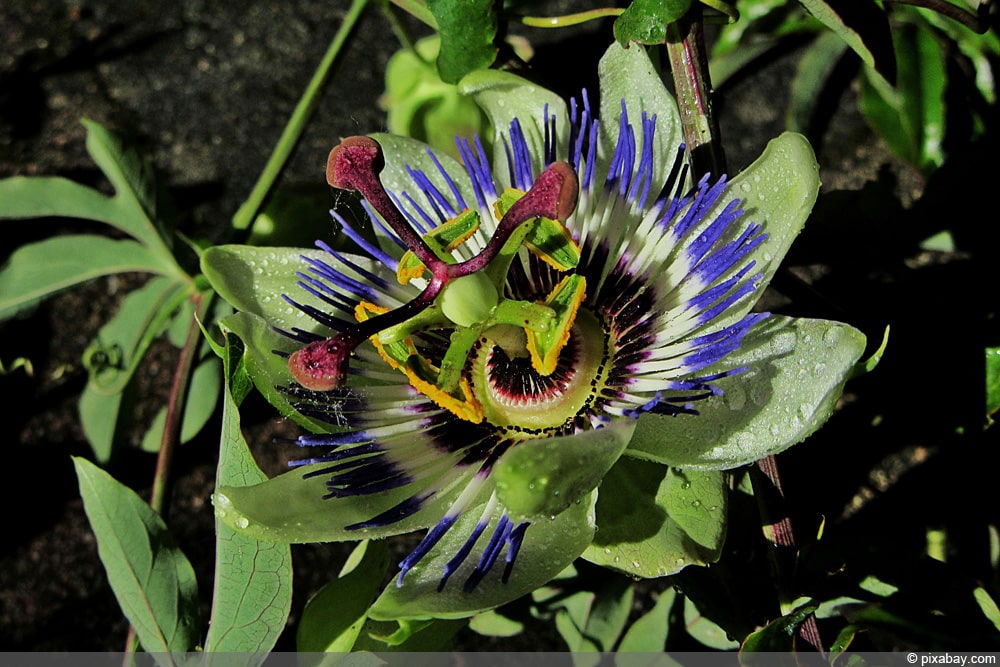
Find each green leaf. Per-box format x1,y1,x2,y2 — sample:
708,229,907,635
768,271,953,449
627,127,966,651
493,419,635,521
739,601,817,652
297,540,390,651
73,457,199,653
578,576,635,652
203,329,292,654
426,0,497,84
353,617,465,651
987,347,1000,426
598,42,683,194
0,235,170,321
798,0,895,82
613,0,692,46
78,382,124,463
583,459,727,577
140,354,222,452
684,595,739,649
618,587,675,652
81,118,173,251
368,491,597,620
382,36,487,157
83,276,191,395
859,21,947,175
469,609,524,637
0,175,125,227
787,30,850,135
626,316,866,469
974,586,1000,633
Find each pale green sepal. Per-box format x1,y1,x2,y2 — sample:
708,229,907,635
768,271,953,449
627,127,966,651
368,491,597,620
494,419,636,521
625,316,866,469
370,132,480,230
583,459,727,578
217,311,328,434
597,42,682,193
214,464,464,544
201,245,355,335
460,69,569,190
700,132,820,332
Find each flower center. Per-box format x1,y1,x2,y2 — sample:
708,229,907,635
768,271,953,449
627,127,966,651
290,136,585,426
472,308,607,432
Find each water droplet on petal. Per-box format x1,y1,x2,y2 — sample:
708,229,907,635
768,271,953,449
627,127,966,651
798,403,812,420
823,326,842,347
235,516,249,529
723,385,746,411
740,182,752,193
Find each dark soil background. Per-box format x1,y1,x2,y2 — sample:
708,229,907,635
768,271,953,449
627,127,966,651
1,0,998,653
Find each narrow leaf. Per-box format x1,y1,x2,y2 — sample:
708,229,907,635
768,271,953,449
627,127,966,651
82,118,173,250
618,588,675,652
798,0,895,82
0,235,170,321
73,457,199,653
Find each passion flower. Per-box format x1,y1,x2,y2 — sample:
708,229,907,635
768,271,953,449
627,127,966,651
203,42,866,620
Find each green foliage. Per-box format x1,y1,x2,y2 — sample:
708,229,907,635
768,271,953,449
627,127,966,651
425,0,498,84
613,0,693,45
203,328,293,654
73,457,200,653
712,0,994,175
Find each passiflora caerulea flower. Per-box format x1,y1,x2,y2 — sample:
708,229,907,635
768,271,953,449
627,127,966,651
203,43,865,620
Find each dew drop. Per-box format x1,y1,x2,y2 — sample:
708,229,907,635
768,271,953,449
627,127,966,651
813,362,827,375
769,423,781,437
631,560,641,569
723,385,746,411
235,516,249,529
614,555,621,563
823,326,842,347
682,482,691,490
739,182,752,193
752,173,761,184
674,557,686,567
798,403,812,420
604,548,612,555
691,500,702,508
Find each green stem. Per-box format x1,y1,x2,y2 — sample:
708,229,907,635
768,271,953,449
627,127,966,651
516,7,624,28
231,0,370,230
885,0,989,33
123,290,211,661
664,8,726,179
